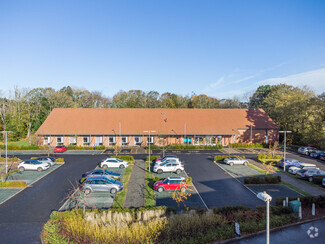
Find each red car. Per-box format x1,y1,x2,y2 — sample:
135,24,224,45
154,177,188,192
54,145,67,153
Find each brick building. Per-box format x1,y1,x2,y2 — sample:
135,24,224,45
35,108,279,147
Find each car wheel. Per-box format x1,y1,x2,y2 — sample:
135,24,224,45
19,167,25,172
229,162,234,166
180,187,186,193
157,187,164,192
243,161,248,166
37,167,43,172
110,188,117,194
308,177,313,182
119,164,125,169
84,188,91,195
157,169,163,174
102,164,108,169
176,169,181,174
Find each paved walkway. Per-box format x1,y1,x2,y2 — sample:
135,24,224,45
249,159,325,196
124,160,145,208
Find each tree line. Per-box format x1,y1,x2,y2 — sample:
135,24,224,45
0,84,324,148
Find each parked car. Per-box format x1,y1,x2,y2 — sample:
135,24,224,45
277,158,302,168
153,161,184,174
288,163,318,175
224,157,248,166
82,169,121,180
309,150,324,159
320,152,325,161
35,157,56,166
99,158,129,169
296,169,325,182
154,157,181,166
298,147,316,156
54,145,67,153
154,177,188,192
155,155,177,162
18,160,50,172
322,178,325,187
80,176,123,194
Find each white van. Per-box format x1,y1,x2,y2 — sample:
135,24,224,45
288,163,318,175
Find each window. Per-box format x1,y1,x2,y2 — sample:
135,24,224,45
57,136,64,146
206,136,216,145
194,136,204,145
122,136,128,146
184,136,192,145
69,136,77,145
147,136,154,145
134,136,141,146
95,136,103,146
233,135,236,143
109,136,116,146
43,136,50,145
83,136,90,146
217,136,222,145
265,129,269,144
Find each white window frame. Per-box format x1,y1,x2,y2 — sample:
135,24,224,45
109,136,116,146
194,136,204,145
147,136,154,145
43,136,50,146
206,136,216,145
95,136,103,146
121,136,128,146
69,136,77,145
83,136,90,146
233,135,236,143
57,136,64,146
217,136,222,145
134,136,141,146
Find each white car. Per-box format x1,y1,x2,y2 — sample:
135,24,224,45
153,161,184,174
154,158,181,166
34,157,56,166
100,158,129,169
224,157,248,166
288,163,318,175
18,160,50,172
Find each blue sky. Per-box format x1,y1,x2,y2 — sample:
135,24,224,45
0,0,325,99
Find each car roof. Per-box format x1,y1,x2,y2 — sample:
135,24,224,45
167,176,185,180
85,176,112,180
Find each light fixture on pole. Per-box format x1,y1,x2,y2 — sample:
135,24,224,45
257,191,272,244
144,130,156,172
1,131,13,175
279,131,292,172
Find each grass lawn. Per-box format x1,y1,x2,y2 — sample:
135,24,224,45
1,139,30,146
144,161,156,207
112,164,134,208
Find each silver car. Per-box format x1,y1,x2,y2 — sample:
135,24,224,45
35,157,56,166
80,176,123,194
298,147,316,155
224,157,248,166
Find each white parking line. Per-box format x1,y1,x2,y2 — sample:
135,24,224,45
184,171,209,211
213,161,257,196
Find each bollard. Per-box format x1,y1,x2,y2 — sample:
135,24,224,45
299,206,302,219
286,197,289,207
283,200,286,207
312,203,315,216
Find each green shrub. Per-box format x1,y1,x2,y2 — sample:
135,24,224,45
229,143,268,148
244,175,281,184
146,155,161,162
0,181,27,187
152,176,162,182
185,177,192,184
166,144,223,150
0,157,21,162
30,157,38,160
214,206,250,215
214,155,245,161
0,144,40,150
257,154,283,161
67,145,106,150
111,155,134,163
276,195,325,208
56,158,64,163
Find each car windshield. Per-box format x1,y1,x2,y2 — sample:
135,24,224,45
116,159,123,162
34,161,42,164
163,179,169,184
300,169,307,173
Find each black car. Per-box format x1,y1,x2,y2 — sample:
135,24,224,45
320,152,325,161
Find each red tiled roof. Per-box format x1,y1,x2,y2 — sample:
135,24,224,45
35,108,279,136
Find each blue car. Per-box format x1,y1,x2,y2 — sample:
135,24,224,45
322,178,325,187
82,169,121,179
310,150,324,159
277,158,302,168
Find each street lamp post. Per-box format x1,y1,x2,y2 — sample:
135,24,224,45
279,131,292,172
144,130,156,172
1,131,13,175
257,191,272,244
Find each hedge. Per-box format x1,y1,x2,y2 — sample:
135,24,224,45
146,144,223,150
111,155,134,163
229,143,269,148
0,144,41,150
67,145,106,150
0,157,21,162
244,175,281,184
146,155,161,162
276,195,325,208
0,181,27,188
214,155,245,161
256,154,283,160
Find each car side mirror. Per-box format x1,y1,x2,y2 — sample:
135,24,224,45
167,183,170,185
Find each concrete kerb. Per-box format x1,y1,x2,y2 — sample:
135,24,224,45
217,216,325,244
0,163,64,206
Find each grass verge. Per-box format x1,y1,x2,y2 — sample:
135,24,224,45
0,180,27,187
281,181,312,197
247,163,268,174
112,164,134,208
145,161,156,207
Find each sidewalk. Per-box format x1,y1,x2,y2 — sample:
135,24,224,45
249,160,325,196
124,160,145,208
